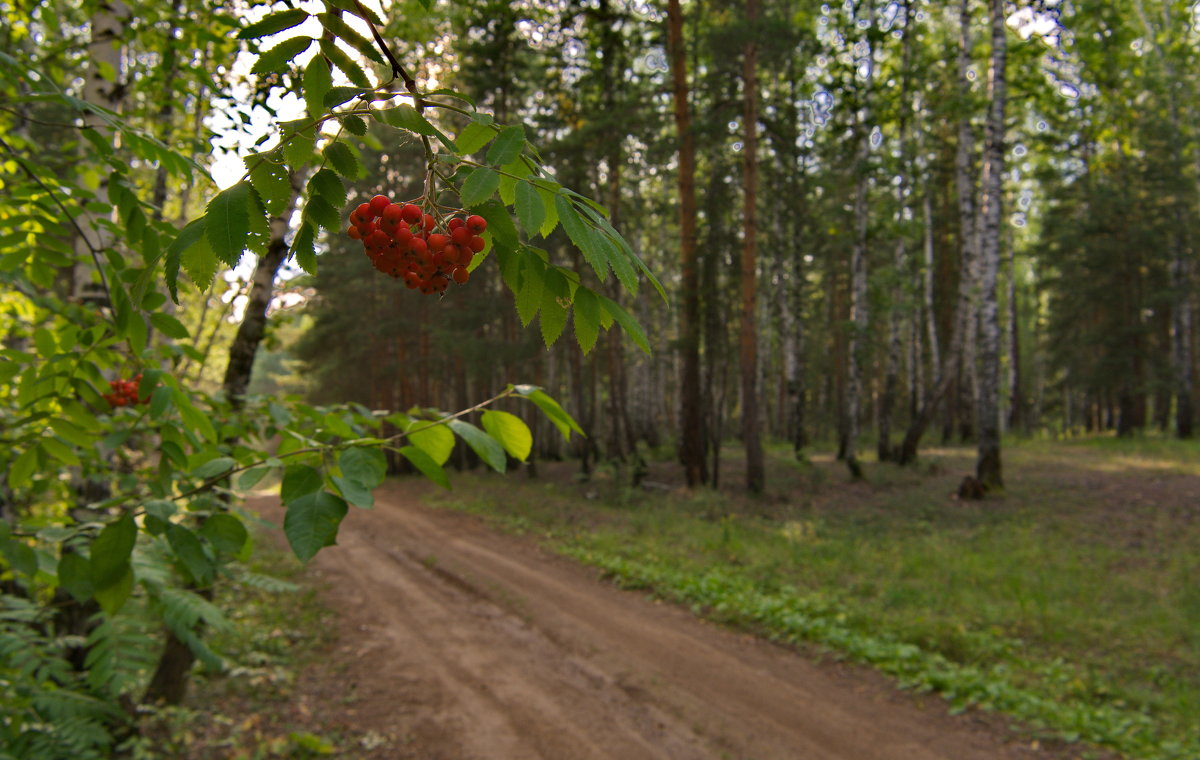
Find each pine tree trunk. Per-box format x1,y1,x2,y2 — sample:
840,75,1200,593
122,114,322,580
739,0,764,493
975,0,1006,490
667,0,707,484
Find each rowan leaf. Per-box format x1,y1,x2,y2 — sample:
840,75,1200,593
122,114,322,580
486,125,525,166
572,286,602,354
237,8,310,39
205,182,252,266
460,167,500,207
250,36,312,75
515,180,545,235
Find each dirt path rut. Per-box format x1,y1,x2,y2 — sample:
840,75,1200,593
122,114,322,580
253,482,1052,760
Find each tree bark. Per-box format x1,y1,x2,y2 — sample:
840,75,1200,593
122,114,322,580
844,0,875,480
667,0,708,486
739,0,764,493
975,0,1006,490
878,1,912,463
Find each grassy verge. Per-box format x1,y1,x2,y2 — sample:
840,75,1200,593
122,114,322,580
430,437,1200,760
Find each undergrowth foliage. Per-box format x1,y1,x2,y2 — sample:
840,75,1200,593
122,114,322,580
0,1,637,755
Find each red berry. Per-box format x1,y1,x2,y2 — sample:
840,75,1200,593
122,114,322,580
347,225,362,240
422,214,436,232
369,195,390,216
356,202,373,220
447,217,465,231
400,204,422,224
466,215,487,234
452,266,470,284
382,203,404,224
409,237,427,257
366,230,390,249
443,243,461,265
450,226,471,245
427,233,449,252
468,236,486,253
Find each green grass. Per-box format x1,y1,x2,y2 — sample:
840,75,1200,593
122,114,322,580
430,436,1200,760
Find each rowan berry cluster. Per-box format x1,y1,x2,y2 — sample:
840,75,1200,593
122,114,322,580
104,375,146,407
348,195,487,295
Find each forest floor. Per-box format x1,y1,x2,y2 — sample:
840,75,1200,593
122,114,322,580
195,436,1199,759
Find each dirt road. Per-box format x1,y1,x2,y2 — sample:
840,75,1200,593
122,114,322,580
252,482,1058,760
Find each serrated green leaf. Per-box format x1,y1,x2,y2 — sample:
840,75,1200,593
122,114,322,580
308,168,346,209
481,410,531,462
94,565,133,615
246,151,291,216
238,466,271,491
6,445,36,489
284,491,348,562
343,114,367,135
332,475,373,508
49,418,90,448
405,419,455,465
58,552,93,602
250,36,312,76
324,141,362,180
150,312,189,340
461,167,500,207
206,182,252,266
486,125,525,166
192,456,235,479
514,385,584,440
322,85,365,109
384,104,436,136
514,181,543,236
398,445,450,489
319,38,371,88
281,464,323,504
304,194,340,233
165,218,207,300
238,8,310,39
573,286,602,354
602,295,650,353
317,12,384,64
303,56,333,116
324,0,382,25
293,224,317,274
537,186,559,237
91,513,136,590
539,269,570,347
455,121,494,154
282,121,317,167
180,233,217,291
448,420,506,473
516,253,544,327
201,514,248,556
555,195,608,281
41,436,80,466
168,524,214,586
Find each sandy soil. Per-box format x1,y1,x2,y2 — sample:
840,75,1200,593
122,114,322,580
249,481,1082,760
